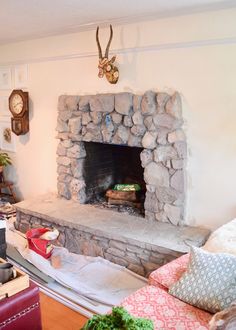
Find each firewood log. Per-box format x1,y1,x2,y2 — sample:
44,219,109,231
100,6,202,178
108,198,142,209
105,189,137,202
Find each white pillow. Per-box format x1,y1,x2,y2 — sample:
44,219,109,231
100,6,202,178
203,219,236,256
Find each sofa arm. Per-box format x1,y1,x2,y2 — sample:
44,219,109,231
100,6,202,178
148,253,189,289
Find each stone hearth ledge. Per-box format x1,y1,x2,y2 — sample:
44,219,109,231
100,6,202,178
15,193,210,254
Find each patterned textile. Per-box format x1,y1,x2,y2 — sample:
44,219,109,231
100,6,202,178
121,285,212,330
169,247,236,313
149,253,189,289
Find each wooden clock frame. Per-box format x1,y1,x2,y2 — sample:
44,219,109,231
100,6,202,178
9,89,29,136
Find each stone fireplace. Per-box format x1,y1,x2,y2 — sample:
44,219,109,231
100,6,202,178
56,90,186,225
15,90,210,277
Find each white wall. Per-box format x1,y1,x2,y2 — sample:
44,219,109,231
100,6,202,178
0,8,236,230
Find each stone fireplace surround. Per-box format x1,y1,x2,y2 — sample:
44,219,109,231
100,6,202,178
56,90,186,226
15,90,210,278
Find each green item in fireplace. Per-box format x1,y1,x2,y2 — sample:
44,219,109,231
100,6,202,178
113,184,141,192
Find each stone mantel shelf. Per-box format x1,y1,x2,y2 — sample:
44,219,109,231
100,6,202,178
15,193,210,254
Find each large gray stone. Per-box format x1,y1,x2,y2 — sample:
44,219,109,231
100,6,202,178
111,112,122,125
57,165,72,175
141,91,157,116
144,191,159,212
90,94,114,113
57,182,71,199
155,211,169,223
117,125,129,143
140,149,153,168
165,92,182,119
141,261,159,275
131,125,146,137
78,95,91,112
155,187,180,203
58,174,72,184
115,93,133,115
154,145,177,162
56,120,69,133
144,162,169,187
58,95,67,112
104,254,129,267
170,170,184,192
172,159,184,170
146,185,156,193
67,143,86,159
157,128,169,145
106,247,126,258
57,143,67,156
168,129,185,143
71,159,84,179
101,116,114,142
127,134,142,147
128,264,145,277
143,116,156,131
57,156,71,166
164,204,182,225
90,111,103,124
174,141,187,158
156,92,170,113
82,112,92,125
70,178,86,201
133,95,142,112
102,115,114,132
86,122,102,137
61,140,73,148
56,133,69,140
109,240,127,251
145,210,155,221
102,128,113,143
142,132,158,149
153,113,177,129
68,117,82,135
123,115,133,127
81,240,104,257
65,96,79,111
58,110,73,122
132,111,143,125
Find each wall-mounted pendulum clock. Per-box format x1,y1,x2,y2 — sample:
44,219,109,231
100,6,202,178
9,89,29,136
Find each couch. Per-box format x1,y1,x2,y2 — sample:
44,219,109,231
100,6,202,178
121,254,212,330
122,254,212,330
121,219,236,330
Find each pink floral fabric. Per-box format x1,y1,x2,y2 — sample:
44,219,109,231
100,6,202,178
121,285,211,330
149,253,190,289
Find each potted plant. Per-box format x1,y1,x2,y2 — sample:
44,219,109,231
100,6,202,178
0,152,12,181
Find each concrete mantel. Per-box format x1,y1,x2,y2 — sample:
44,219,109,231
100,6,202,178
15,194,210,276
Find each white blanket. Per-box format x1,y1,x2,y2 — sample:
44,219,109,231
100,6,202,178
6,219,146,306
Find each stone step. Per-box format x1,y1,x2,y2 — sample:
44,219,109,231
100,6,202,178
15,193,210,277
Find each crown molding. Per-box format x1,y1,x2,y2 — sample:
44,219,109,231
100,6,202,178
0,36,236,66
0,2,235,46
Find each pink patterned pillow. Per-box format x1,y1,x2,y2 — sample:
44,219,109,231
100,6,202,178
149,253,189,289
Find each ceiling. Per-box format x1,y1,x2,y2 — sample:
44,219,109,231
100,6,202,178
0,0,235,45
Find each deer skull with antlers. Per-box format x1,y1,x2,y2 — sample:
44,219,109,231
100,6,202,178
96,25,119,84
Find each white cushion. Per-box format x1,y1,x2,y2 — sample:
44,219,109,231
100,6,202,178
203,219,236,256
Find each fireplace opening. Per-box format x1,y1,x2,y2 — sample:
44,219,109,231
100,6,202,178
83,142,145,216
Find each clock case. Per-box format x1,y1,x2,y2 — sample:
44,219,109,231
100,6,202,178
9,90,29,136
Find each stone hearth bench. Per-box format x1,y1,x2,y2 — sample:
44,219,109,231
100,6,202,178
14,193,210,277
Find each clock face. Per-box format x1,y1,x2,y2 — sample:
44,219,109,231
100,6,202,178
10,93,24,115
